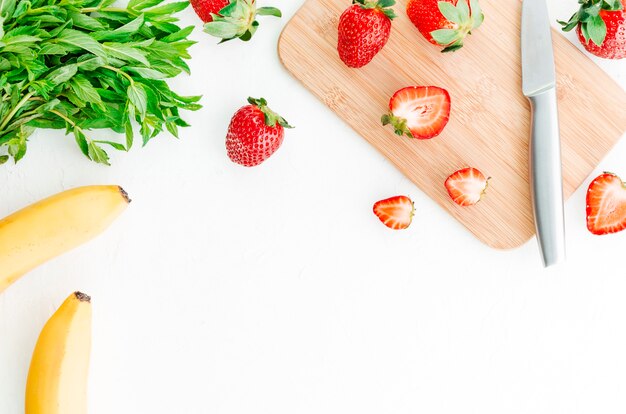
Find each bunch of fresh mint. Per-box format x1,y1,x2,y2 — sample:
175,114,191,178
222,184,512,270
0,0,201,165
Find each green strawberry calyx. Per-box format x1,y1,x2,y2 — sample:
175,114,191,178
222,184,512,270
203,0,282,42
430,0,485,53
381,113,414,139
558,0,623,47
353,0,397,20
248,97,294,129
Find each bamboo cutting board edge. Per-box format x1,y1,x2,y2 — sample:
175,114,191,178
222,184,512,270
277,0,626,250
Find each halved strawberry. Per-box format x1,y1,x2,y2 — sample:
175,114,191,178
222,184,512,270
373,195,415,230
381,86,451,139
445,167,488,206
586,173,626,235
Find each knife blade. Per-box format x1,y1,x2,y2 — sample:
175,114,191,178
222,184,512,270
521,0,566,267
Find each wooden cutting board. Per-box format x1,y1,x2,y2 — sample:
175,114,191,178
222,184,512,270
277,0,626,249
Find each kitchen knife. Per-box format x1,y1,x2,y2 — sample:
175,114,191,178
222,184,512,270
521,0,566,267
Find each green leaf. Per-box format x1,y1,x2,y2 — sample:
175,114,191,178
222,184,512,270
7,135,27,162
70,12,107,31
124,66,167,79
93,14,145,41
40,43,69,55
586,14,606,46
438,1,461,24
580,20,590,42
46,64,77,85
69,75,102,104
125,119,133,149
165,121,178,138
0,0,17,19
34,98,61,113
95,139,126,151
143,1,188,15
73,128,89,156
12,0,29,19
87,140,110,165
128,0,163,11
55,29,107,58
127,83,147,117
104,42,150,65
2,35,41,44
469,0,483,29
77,55,106,71
430,28,459,45
256,6,281,17
203,20,242,40
160,25,194,42
455,0,470,22
0,155,8,164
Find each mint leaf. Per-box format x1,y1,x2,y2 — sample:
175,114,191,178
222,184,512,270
46,64,77,85
127,83,147,118
256,7,281,17
87,140,110,165
69,75,102,105
55,29,106,58
0,0,201,165
104,42,149,65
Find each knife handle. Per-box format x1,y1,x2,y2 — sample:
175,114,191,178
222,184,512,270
528,88,566,267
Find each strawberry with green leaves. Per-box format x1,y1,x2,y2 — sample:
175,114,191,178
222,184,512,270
406,0,484,52
226,97,293,167
381,86,451,139
338,0,397,68
559,0,626,59
194,0,282,42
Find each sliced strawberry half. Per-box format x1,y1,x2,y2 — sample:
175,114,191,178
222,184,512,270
381,86,451,139
586,173,626,235
373,195,415,230
445,167,489,206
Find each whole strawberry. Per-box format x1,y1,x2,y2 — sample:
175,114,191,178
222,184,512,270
560,0,626,59
406,0,484,52
226,97,293,167
338,0,397,68
195,0,282,42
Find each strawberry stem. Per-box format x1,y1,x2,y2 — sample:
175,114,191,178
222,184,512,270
248,97,294,129
203,0,282,42
430,0,484,52
381,112,414,139
353,0,397,19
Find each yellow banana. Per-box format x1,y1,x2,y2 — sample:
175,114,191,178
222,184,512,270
0,185,130,293
26,291,92,414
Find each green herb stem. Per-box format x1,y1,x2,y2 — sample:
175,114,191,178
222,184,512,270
0,91,35,132
103,65,135,85
81,6,135,14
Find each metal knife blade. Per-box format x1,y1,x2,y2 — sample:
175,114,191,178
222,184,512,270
521,0,566,267
521,0,556,97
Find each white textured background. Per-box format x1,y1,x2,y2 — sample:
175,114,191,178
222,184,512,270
1,1,626,413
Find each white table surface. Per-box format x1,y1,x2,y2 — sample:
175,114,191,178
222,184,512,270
1,1,625,412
